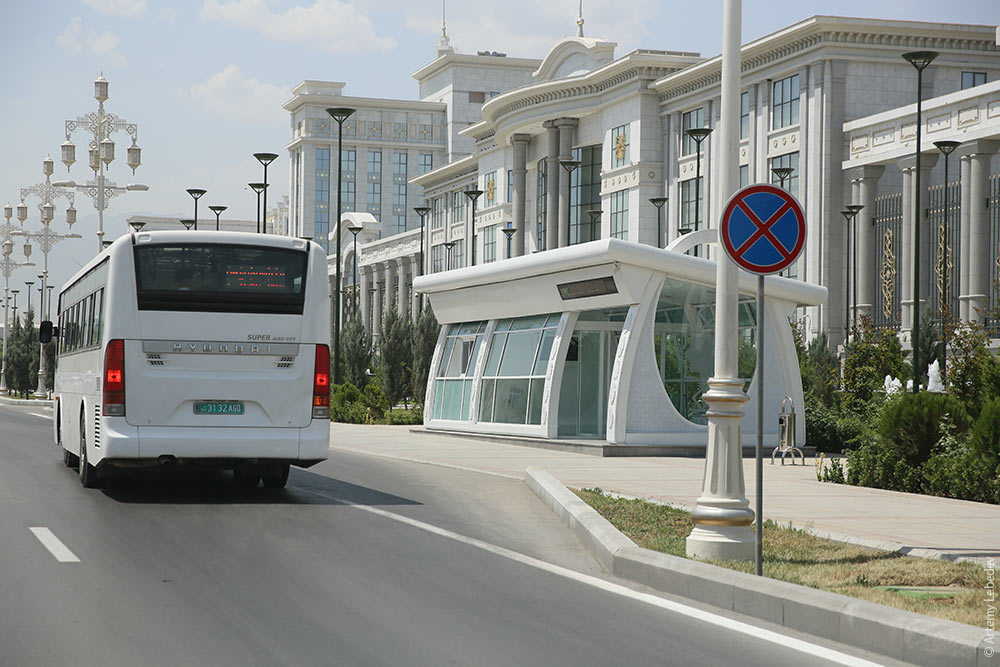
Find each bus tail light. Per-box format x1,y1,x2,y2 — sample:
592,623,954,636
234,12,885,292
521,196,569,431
103,339,126,416
312,344,330,419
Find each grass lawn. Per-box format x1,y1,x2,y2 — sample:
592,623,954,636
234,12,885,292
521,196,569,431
575,488,988,627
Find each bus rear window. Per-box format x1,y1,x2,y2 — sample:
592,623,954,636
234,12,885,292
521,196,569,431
134,244,308,314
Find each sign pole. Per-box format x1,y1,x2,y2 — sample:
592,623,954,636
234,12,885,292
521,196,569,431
755,273,764,576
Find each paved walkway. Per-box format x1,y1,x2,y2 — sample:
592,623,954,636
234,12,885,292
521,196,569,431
329,423,1000,562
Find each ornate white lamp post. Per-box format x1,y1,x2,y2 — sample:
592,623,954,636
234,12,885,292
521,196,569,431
16,157,83,397
1,238,36,395
54,74,148,251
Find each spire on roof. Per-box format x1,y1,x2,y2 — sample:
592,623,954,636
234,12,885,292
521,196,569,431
437,0,454,55
576,0,584,37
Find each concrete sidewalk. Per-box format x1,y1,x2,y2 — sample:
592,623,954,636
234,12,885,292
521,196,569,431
329,423,1000,562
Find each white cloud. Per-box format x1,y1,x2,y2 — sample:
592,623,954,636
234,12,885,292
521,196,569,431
82,0,147,18
189,65,288,125
57,17,128,66
158,7,179,23
199,0,395,55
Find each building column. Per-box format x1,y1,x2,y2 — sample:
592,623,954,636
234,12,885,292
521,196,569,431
360,265,372,334
917,154,939,328
897,154,939,331
396,257,409,319
959,153,973,321
511,133,530,257
555,117,578,248
854,165,884,322
544,121,560,251
968,141,1000,322
372,263,384,344
382,262,395,324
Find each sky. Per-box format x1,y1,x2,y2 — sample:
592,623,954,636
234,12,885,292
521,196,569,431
0,0,997,309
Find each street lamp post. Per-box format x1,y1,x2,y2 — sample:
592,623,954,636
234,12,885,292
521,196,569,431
253,153,278,233
649,197,667,248
685,128,712,239
24,282,34,317
558,160,581,245
934,140,959,375
586,209,602,242
502,223,515,258
413,205,430,311
209,205,227,231
347,219,364,319
464,189,483,266
326,108,355,386
443,241,456,271
128,221,145,233
840,205,864,339
771,166,793,191
1,239,35,395
57,74,147,252
186,188,206,231
902,50,939,392
180,219,196,230
249,183,267,233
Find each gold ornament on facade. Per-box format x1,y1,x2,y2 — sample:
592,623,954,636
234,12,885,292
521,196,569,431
934,222,953,305
486,178,496,204
614,133,627,162
880,229,897,319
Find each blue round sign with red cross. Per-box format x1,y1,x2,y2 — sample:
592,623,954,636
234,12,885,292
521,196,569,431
720,184,806,276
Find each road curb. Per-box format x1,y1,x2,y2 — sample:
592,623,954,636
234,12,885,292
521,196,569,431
0,396,53,407
524,466,991,667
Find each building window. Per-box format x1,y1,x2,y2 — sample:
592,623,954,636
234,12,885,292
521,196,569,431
367,150,382,180
611,124,630,168
768,152,799,195
478,314,561,426
507,169,514,203
431,321,488,421
392,152,407,181
314,147,330,252
366,181,381,218
431,244,444,273
772,74,800,129
468,91,485,104
392,184,407,234
484,171,497,208
610,189,628,240
431,196,445,229
451,240,464,269
682,107,705,156
483,225,497,263
341,180,355,212
419,153,433,174
569,145,602,244
536,158,547,249
453,190,466,223
680,177,703,234
962,71,987,89
740,91,750,140
392,122,407,139
488,91,500,99
739,165,749,188
341,148,356,175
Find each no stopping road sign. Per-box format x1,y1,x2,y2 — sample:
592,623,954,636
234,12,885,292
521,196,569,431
720,184,805,275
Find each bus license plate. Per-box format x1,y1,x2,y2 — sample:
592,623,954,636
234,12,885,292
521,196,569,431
194,401,244,415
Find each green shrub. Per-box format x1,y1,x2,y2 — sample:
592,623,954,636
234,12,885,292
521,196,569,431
945,323,1000,418
969,396,1000,468
384,408,424,425
845,439,923,493
922,432,1000,504
804,392,875,453
820,456,846,484
878,392,971,466
330,382,366,423
842,319,906,412
362,377,389,422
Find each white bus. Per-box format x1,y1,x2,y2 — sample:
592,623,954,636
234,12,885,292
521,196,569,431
49,231,331,489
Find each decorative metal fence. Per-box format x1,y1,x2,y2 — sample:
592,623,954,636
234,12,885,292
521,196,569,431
927,181,961,322
873,192,902,328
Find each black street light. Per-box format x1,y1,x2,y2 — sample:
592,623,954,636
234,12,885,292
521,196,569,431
649,197,667,248
128,221,145,233
771,166,794,191
413,205,430,311
11,290,18,322
934,139,960,376
464,189,483,266
558,159,581,245
249,183,267,233
685,127,712,239
347,218,364,319
586,209,602,243
845,204,864,334
326,107,355,386
443,240,456,271
24,282,34,317
902,49,939,392
209,205,227,231
180,219,196,230
253,153,278,233
186,188,206,231
502,223,515,258
46,285,54,320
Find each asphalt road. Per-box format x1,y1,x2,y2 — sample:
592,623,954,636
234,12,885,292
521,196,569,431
0,402,904,667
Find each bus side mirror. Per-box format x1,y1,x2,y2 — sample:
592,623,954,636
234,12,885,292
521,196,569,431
39,320,54,344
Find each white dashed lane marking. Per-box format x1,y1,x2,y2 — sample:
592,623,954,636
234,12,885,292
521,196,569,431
29,527,80,563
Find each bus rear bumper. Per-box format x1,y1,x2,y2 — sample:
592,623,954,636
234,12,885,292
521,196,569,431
96,418,330,466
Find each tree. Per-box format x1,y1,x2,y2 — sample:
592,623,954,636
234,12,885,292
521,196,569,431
411,306,439,405
341,318,373,390
379,308,412,408
4,308,39,397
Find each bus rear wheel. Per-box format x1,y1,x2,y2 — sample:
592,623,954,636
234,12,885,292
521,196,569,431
261,463,290,490
79,412,104,489
233,464,261,490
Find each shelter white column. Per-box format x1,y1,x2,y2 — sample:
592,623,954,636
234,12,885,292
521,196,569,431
968,141,1000,322
511,134,530,257
544,121,560,251
686,0,754,562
